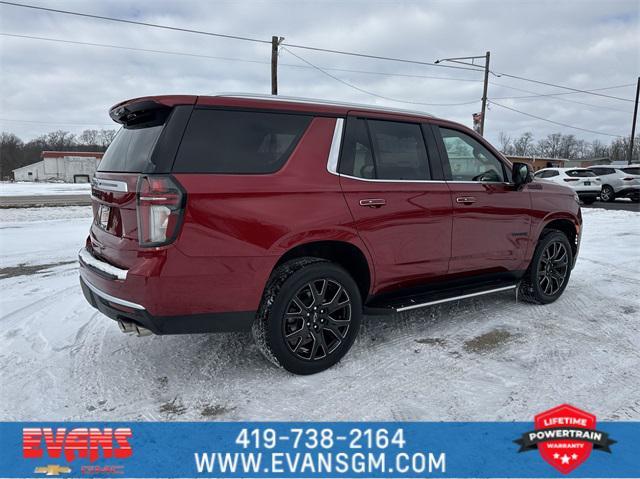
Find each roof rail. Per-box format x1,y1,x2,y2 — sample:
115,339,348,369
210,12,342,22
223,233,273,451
214,92,434,118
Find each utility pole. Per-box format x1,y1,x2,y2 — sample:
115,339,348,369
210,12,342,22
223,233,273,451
629,76,639,165
480,51,490,136
435,52,491,136
271,36,283,95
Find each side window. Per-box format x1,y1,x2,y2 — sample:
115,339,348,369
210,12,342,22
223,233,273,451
367,120,430,180
548,170,560,177
173,109,311,173
534,171,546,178
338,118,375,179
438,128,505,182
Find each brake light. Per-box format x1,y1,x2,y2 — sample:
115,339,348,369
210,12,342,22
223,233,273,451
136,175,185,247
563,178,579,182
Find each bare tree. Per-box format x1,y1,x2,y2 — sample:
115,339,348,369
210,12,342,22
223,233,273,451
513,132,535,156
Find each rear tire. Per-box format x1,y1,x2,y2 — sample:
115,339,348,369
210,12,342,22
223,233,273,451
252,257,362,375
600,185,615,202
519,230,573,305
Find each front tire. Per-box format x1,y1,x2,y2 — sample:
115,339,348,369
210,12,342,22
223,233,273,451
253,258,362,375
519,230,573,304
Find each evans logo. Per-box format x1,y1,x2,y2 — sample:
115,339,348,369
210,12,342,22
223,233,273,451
23,427,133,463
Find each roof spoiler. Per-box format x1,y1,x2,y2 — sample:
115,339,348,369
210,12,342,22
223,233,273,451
109,95,197,126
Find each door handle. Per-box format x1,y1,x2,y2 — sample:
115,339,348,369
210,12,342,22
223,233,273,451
456,196,477,204
359,198,386,208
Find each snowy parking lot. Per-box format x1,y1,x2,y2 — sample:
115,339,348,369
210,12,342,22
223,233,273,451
0,206,638,421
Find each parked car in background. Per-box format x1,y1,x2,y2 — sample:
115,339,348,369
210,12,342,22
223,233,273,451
533,167,601,204
588,165,640,203
79,94,582,374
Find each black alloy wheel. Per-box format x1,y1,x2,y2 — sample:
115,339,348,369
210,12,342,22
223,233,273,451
283,279,352,361
252,258,362,375
519,230,573,304
537,240,569,296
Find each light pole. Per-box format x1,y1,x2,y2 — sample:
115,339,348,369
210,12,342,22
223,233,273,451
435,52,491,136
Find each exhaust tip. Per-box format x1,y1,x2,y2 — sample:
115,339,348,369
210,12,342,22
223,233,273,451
118,320,152,337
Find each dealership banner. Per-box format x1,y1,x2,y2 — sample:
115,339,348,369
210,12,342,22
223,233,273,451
0,422,638,478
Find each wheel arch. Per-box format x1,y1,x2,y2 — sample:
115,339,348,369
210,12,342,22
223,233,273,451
274,240,373,302
539,217,579,258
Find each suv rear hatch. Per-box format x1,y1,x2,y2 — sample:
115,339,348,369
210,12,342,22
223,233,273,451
89,97,194,269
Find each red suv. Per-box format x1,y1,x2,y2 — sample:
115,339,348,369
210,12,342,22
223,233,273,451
79,94,581,374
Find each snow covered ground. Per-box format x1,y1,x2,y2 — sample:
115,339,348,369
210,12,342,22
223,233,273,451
0,207,638,421
0,181,91,196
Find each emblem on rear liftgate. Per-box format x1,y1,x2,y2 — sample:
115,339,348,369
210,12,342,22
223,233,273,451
515,404,616,474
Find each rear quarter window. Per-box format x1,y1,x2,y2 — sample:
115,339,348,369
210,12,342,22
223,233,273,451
566,169,596,177
621,167,640,175
173,109,312,173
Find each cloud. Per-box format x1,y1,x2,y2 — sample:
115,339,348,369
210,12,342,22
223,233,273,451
0,0,638,145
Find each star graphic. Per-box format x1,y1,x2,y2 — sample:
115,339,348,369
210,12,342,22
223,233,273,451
572,453,578,460
553,453,560,459
561,454,571,465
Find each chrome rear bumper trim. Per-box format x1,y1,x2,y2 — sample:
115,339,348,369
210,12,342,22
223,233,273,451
78,247,128,281
82,276,146,311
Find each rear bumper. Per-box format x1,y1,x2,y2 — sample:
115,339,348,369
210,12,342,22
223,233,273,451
78,247,255,334
575,190,599,199
80,275,254,334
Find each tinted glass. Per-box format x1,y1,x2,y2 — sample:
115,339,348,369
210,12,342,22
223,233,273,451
548,170,560,177
98,125,164,172
439,128,505,182
566,169,596,177
174,109,312,173
338,118,375,179
621,167,640,175
368,120,430,180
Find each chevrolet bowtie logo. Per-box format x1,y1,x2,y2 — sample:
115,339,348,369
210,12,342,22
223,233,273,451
34,465,71,476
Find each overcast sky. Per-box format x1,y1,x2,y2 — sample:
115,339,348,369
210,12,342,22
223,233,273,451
0,0,638,145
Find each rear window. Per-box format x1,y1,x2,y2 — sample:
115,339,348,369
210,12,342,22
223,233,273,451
98,125,163,172
173,109,312,173
621,167,640,175
566,169,596,177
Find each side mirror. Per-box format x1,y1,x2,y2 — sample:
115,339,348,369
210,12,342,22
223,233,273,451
512,162,532,190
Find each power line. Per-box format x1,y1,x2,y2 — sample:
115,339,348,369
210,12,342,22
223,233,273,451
489,101,622,137
281,46,480,108
0,32,483,83
0,1,270,44
0,1,484,73
0,2,635,103
490,71,634,102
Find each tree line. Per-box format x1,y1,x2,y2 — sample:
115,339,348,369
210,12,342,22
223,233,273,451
498,131,639,163
0,129,117,180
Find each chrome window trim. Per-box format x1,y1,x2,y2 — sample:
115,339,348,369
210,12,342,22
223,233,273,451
326,118,344,175
81,275,145,311
92,178,128,192
334,173,511,185
78,247,128,281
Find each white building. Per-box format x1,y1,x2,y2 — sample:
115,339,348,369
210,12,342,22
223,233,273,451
12,151,104,183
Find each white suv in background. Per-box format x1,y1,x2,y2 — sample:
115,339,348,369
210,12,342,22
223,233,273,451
587,165,640,203
533,167,601,204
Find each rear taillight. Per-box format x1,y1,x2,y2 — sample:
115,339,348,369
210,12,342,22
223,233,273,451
136,175,185,247
564,178,579,182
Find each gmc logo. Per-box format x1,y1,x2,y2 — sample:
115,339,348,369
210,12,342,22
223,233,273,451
23,427,133,462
